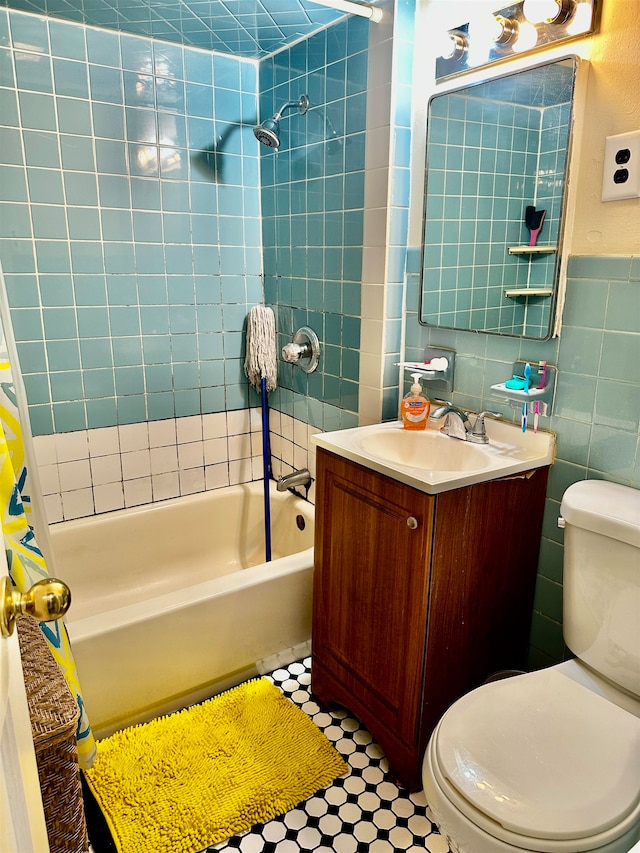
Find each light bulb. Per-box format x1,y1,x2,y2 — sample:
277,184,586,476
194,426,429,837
437,32,456,59
467,12,497,63
512,21,539,52
437,31,467,61
467,38,492,68
523,0,574,24
523,0,559,22
468,11,501,42
566,1,593,34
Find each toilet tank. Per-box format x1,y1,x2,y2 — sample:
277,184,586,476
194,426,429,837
560,480,640,698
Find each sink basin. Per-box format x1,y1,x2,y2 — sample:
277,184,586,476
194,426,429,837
312,419,555,494
361,430,490,472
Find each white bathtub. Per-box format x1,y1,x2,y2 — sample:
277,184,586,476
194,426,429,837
50,481,314,738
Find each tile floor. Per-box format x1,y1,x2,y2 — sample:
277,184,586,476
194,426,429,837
85,656,452,853
209,657,450,853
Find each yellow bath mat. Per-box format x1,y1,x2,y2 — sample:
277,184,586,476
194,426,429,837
83,677,348,853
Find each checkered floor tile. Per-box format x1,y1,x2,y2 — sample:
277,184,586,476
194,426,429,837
207,657,451,853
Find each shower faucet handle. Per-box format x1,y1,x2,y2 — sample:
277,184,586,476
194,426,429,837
282,342,310,363
281,327,320,373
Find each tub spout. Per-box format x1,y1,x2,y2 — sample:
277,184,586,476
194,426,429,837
277,468,312,493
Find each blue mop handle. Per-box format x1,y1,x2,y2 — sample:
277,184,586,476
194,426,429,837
260,376,272,562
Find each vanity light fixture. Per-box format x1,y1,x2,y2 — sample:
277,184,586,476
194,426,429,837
435,0,599,81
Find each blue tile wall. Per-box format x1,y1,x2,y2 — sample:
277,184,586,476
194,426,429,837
0,9,260,434
258,15,368,431
0,0,344,57
421,91,570,338
405,254,640,667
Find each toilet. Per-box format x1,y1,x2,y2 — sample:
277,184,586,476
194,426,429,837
422,480,640,853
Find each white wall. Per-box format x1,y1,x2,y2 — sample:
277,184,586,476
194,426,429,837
572,0,640,253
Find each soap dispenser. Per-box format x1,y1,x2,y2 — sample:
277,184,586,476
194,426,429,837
401,373,430,431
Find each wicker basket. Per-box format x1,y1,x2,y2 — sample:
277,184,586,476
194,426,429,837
17,615,89,853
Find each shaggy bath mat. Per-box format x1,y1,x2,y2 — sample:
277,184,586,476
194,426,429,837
83,677,348,853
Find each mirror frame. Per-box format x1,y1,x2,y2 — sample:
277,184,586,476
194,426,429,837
418,56,578,340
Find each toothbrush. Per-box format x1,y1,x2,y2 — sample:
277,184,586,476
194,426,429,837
522,363,531,433
533,361,547,434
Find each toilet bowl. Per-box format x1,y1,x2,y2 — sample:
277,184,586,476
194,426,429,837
422,481,640,853
423,662,640,852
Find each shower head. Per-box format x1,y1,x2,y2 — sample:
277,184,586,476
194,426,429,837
253,94,310,149
253,117,281,148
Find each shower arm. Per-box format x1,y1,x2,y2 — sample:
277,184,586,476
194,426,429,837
273,95,310,122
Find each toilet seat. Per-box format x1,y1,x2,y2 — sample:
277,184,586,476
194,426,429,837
432,668,640,848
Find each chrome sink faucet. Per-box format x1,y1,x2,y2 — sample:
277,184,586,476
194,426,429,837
431,404,501,444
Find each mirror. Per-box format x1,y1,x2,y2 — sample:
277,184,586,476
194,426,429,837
419,57,577,339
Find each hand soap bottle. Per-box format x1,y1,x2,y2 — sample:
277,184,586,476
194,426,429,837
401,373,430,431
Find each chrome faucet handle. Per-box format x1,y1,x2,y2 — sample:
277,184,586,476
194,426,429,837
282,341,311,363
470,410,502,443
431,402,469,421
430,401,451,416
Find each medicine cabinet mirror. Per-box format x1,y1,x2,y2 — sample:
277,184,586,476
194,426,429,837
419,57,577,340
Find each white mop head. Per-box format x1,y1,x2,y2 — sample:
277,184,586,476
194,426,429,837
244,305,278,392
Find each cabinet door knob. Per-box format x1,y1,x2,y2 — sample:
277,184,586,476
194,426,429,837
407,516,419,529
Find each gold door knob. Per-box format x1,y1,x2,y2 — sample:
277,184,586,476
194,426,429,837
0,576,71,638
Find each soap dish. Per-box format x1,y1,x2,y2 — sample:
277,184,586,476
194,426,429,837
490,360,557,417
489,382,547,400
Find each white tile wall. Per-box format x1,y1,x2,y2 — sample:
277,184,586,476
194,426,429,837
358,0,394,426
34,409,320,522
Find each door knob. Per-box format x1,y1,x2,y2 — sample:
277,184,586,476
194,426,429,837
0,576,71,638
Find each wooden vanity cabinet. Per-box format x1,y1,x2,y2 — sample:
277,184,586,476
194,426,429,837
311,448,549,791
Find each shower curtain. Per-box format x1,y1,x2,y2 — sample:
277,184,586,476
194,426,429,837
0,283,96,769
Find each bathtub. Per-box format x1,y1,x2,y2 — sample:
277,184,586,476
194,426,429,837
49,481,314,739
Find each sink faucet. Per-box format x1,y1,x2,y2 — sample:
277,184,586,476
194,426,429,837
431,403,501,444
276,468,312,493
430,403,473,441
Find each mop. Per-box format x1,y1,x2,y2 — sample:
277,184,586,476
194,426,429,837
244,306,277,561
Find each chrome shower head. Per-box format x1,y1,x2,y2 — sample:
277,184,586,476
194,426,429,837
253,94,310,149
253,117,281,148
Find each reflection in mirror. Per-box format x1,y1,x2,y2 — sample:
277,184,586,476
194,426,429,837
419,58,577,339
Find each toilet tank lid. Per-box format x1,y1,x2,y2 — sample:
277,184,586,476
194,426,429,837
560,480,640,549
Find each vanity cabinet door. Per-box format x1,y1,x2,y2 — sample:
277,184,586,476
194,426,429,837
312,449,550,790
312,450,435,776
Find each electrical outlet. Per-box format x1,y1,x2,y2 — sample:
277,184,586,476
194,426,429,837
601,130,640,201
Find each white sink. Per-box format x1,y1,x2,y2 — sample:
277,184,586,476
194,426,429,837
312,419,555,494
360,429,491,472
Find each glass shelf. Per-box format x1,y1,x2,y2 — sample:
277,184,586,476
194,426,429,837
504,288,554,298
508,245,557,255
